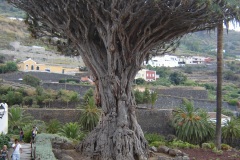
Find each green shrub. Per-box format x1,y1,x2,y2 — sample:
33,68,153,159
227,99,238,106
135,78,145,85
134,89,143,104
23,74,41,87
144,133,165,144
221,143,232,150
83,88,94,103
169,72,187,85
150,78,171,87
34,134,69,160
149,141,165,147
168,140,198,149
0,133,10,148
202,142,215,149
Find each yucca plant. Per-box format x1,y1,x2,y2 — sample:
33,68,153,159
173,98,215,147
46,119,62,134
222,117,240,146
59,122,80,139
80,96,100,131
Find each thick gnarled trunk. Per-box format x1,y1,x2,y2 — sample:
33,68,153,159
76,68,148,160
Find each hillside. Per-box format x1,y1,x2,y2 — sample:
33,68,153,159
176,30,240,58
0,0,25,18
1,2,240,61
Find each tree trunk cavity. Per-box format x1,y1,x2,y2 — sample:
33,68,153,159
76,73,148,160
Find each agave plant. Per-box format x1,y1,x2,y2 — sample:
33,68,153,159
222,117,240,146
80,96,100,131
173,98,215,146
8,107,33,132
58,122,80,139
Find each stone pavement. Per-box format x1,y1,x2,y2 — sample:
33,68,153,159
20,143,32,160
8,143,32,160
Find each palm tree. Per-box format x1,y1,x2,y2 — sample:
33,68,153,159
59,122,80,139
8,107,33,132
173,98,215,147
46,119,61,134
80,96,100,131
222,118,240,146
215,22,223,150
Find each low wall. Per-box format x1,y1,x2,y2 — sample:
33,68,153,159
24,108,174,135
138,95,238,112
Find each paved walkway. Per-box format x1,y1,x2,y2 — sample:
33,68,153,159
8,143,32,160
20,143,32,160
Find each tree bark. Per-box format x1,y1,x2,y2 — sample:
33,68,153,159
215,22,223,150
76,67,148,160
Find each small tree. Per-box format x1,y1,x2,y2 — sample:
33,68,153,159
23,75,41,87
150,91,158,109
169,72,187,85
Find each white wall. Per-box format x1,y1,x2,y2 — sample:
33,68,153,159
0,103,8,134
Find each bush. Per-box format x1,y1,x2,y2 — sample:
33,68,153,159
169,140,198,149
134,89,143,104
0,134,10,148
149,141,166,147
144,133,165,144
23,74,41,87
35,134,69,160
135,78,145,85
228,99,238,106
150,78,171,87
169,72,187,85
221,143,232,150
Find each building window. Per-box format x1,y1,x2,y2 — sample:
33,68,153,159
36,66,40,70
31,65,34,70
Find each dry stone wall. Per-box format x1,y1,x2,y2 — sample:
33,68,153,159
24,108,174,135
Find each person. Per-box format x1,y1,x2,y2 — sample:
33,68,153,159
11,139,22,160
0,145,9,160
31,127,36,144
19,129,24,142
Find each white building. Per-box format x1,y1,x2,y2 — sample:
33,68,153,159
183,56,206,65
0,103,8,134
144,55,181,67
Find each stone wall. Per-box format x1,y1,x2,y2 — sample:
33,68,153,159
154,87,208,99
139,95,238,112
24,108,174,135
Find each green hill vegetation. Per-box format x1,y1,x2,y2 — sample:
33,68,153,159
1,2,240,58
0,0,25,18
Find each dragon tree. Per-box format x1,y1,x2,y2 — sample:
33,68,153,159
8,0,240,159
